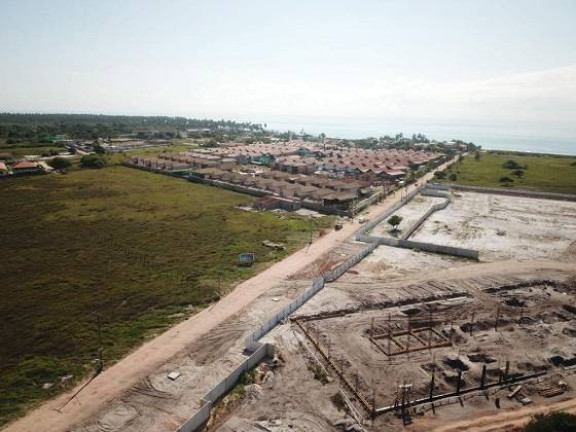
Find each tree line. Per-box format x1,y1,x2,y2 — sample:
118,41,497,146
0,113,266,142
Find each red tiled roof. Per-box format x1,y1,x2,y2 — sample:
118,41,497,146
12,161,39,169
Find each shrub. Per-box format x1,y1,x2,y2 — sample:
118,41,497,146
499,176,514,184
512,169,524,178
524,412,576,432
80,154,107,169
434,171,447,179
48,157,71,170
387,215,403,231
503,159,527,170
448,173,457,181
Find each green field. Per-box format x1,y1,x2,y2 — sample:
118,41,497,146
0,167,331,425
444,151,576,194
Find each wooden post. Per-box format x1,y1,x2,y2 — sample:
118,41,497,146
429,372,435,401
481,364,487,389
429,309,433,350
406,318,411,359
456,370,462,395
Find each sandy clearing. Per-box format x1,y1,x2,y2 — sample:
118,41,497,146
411,192,576,262
2,160,457,432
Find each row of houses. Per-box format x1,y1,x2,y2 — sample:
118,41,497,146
196,143,443,184
274,148,443,181
126,153,237,172
192,168,371,211
0,160,46,177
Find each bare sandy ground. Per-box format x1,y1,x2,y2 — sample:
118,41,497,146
412,192,576,261
416,396,576,432
343,245,469,281
2,160,456,432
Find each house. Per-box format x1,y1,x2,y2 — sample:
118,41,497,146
275,156,317,174
322,192,357,210
11,160,43,175
253,196,301,212
0,162,9,177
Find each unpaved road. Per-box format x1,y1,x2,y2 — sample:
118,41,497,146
2,160,456,432
418,397,576,432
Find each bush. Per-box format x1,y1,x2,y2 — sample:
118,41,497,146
499,176,514,184
48,157,71,170
503,159,527,170
448,173,457,181
49,149,59,156
512,169,524,178
524,412,576,432
434,171,447,179
387,215,403,231
80,154,107,169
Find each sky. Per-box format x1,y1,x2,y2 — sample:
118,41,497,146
1,0,575,133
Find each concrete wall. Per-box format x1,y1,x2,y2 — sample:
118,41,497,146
176,343,275,432
429,183,576,202
401,189,451,240
176,238,381,432
356,187,479,260
357,186,423,237
376,237,479,260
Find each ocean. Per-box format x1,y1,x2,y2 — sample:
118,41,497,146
261,116,576,156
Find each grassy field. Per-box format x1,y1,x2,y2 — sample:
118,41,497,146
0,166,332,425
444,151,576,194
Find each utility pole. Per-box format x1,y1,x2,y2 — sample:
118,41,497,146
92,312,104,375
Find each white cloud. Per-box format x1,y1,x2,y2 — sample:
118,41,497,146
185,64,576,124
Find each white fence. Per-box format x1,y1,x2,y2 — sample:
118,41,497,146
356,187,479,259
356,186,423,238
400,189,451,240
428,183,576,202
176,343,275,432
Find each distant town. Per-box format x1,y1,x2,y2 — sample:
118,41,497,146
0,113,475,217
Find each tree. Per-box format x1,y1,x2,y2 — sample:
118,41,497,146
512,169,524,178
503,159,527,170
387,215,403,232
48,157,71,170
434,171,447,180
524,412,576,432
80,154,107,169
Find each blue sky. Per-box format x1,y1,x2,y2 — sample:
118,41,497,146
1,0,575,128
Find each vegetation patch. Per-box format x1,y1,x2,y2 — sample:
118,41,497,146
0,166,331,426
444,151,576,194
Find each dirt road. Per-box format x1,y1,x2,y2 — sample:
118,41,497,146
420,397,576,432
2,160,454,432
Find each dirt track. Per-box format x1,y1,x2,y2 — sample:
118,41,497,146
420,397,576,432
1,161,456,432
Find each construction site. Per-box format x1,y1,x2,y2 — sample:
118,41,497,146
211,186,576,432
